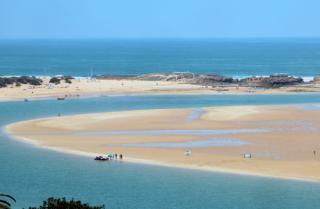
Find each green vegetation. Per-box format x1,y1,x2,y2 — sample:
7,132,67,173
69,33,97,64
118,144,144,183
0,195,104,209
27,197,105,209
0,194,16,209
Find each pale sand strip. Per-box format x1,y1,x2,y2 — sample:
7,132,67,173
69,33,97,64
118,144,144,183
1,77,320,101
5,105,320,182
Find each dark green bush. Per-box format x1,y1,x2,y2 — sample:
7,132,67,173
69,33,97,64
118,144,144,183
27,197,105,209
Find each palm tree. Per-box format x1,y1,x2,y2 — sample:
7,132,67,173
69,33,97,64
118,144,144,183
0,194,16,209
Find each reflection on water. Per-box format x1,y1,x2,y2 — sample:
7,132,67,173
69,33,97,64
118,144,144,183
186,108,206,122
295,104,320,111
110,138,252,148
78,129,269,136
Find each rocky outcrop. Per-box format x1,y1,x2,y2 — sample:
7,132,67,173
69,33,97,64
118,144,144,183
137,73,194,81
191,74,234,85
0,76,43,88
313,75,320,83
240,75,303,88
138,73,234,85
49,76,74,84
130,72,304,88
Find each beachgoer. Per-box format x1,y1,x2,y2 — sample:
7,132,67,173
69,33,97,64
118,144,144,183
115,154,118,159
119,154,123,160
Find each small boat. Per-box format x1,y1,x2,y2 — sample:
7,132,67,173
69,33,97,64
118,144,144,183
24,98,29,102
57,97,65,101
94,156,109,161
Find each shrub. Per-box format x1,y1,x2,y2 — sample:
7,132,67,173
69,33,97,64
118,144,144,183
27,197,105,209
0,194,16,209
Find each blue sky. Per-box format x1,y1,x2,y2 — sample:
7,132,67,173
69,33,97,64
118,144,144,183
0,0,319,39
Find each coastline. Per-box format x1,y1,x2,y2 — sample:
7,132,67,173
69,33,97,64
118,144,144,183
6,105,320,182
0,74,320,102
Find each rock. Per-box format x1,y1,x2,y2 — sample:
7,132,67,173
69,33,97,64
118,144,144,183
138,73,234,85
49,77,61,84
191,74,234,85
49,76,74,85
313,75,320,83
0,79,6,88
240,75,303,88
0,76,43,88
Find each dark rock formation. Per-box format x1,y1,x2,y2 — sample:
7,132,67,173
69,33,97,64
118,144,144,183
0,76,42,88
49,77,61,84
240,74,303,88
49,76,74,85
191,74,234,85
136,72,304,88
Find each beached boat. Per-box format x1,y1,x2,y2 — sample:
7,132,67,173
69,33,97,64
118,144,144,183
94,156,109,161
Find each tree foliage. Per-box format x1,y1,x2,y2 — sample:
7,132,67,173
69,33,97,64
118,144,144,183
27,197,105,209
0,194,16,209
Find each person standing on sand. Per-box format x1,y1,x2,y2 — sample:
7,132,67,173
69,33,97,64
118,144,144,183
119,154,123,160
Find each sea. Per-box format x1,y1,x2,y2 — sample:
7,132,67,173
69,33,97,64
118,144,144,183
1,39,320,209
1,38,320,80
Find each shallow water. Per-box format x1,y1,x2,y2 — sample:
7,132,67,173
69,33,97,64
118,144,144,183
186,108,205,122
1,95,320,209
115,138,251,148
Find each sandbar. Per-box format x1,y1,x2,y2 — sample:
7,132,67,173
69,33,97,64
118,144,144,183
6,105,320,181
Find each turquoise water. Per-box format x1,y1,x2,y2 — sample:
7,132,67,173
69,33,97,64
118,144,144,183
1,39,320,77
115,138,251,148
1,95,320,209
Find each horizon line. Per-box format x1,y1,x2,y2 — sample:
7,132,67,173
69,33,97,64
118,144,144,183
1,36,320,41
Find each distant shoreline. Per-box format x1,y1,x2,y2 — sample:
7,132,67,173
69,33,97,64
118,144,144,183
0,73,319,102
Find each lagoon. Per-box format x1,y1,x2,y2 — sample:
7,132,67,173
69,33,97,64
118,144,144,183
1,94,320,209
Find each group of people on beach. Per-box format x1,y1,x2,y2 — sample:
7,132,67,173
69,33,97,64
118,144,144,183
113,153,123,160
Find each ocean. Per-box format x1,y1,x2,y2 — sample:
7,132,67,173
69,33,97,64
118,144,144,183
1,95,320,209
1,38,320,78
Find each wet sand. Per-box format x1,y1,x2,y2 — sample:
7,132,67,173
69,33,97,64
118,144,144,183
6,105,320,181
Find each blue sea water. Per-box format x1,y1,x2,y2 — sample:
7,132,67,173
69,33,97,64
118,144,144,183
1,38,320,77
1,95,320,209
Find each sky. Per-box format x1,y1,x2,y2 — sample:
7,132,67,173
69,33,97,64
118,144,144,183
0,0,319,39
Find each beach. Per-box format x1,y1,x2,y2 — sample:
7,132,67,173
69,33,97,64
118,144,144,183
6,105,320,181
1,76,320,101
